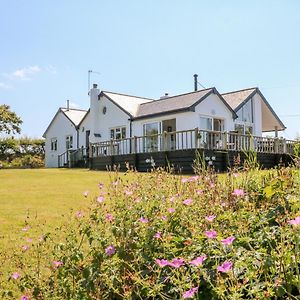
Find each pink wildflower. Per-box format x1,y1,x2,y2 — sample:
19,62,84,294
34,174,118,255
105,214,114,222
83,190,89,197
98,182,104,189
11,272,21,280
287,216,300,226
169,196,176,202
52,261,63,268
155,259,169,267
105,245,116,256
205,230,217,239
221,236,235,246
161,215,168,221
139,217,149,223
183,287,198,299
22,226,30,232
97,196,104,203
22,245,29,252
181,178,189,183
75,211,84,218
189,255,206,267
232,189,245,196
205,215,216,222
196,189,203,195
217,261,233,273
25,238,32,243
21,296,29,300
183,198,193,205
154,232,162,239
233,173,239,178
125,190,133,196
167,207,175,213
169,258,185,268
134,197,141,203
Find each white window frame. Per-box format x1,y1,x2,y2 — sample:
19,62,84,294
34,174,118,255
234,121,254,135
66,135,73,150
110,126,126,140
199,115,225,132
51,138,57,151
143,121,162,152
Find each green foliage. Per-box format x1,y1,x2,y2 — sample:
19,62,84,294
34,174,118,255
0,137,44,168
1,167,300,299
0,104,22,134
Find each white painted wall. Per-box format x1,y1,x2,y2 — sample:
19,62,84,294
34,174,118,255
132,93,234,136
92,94,131,141
78,112,91,148
44,111,78,168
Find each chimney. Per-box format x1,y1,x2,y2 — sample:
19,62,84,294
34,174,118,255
66,100,70,111
193,74,198,91
160,93,169,100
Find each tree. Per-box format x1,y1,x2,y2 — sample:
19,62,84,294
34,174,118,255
0,104,22,134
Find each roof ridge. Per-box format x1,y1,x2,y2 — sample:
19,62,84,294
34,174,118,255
222,87,257,95
140,87,214,106
102,90,154,101
60,107,87,112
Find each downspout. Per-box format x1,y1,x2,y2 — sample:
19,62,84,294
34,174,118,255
129,118,133,153
76,126,79,149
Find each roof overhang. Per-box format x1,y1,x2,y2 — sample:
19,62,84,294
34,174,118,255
256,90,286,132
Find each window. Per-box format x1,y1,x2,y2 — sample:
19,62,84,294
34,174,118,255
51,138,57,151
66,135,73,150
234,123,253,135
143,122,161,152
110,127,126,140
236,98,253,123
200,117,224,131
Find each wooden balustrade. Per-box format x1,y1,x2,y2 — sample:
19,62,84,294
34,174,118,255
90,129,296,158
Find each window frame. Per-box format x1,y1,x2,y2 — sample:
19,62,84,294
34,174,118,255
51,138,57,151
109,126,126,140
65,135,73,150
199,115,225,132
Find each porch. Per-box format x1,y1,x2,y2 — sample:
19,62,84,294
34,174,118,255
87,128,296,172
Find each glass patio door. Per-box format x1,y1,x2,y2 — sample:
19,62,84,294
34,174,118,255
143,122,161,152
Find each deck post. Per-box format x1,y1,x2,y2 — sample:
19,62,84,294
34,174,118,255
133,136,137,154
110,139,114,155
163,131,168,151
195,128,199,149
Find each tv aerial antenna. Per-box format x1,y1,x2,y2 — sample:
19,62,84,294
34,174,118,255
88,70,101,92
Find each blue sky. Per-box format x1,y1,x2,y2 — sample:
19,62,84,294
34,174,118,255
1,0,300,139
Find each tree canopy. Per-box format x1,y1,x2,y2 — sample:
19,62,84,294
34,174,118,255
0,104,22,134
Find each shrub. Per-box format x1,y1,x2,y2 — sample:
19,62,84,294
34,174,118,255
2,167,300,299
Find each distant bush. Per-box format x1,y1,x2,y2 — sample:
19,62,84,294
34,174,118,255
2,165,300,299
0,137,44,168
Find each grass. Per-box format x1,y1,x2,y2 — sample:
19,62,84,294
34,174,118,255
0,168,135,248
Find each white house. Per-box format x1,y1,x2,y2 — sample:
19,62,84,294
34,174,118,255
43,80,286,168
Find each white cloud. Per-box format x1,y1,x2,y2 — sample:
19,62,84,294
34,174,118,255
0,82,12,89
11,65,41,80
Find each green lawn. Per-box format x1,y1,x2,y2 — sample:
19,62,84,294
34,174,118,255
0,168,132,249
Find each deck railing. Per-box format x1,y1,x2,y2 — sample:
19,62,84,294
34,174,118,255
90,129,296,158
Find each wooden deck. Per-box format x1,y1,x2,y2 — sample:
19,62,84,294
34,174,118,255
87,129,296,173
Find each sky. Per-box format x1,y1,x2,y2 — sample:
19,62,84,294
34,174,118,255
1,0,300,139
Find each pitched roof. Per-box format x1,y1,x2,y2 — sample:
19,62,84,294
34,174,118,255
222,87,286,131
101,91,153,118
61,108,87,126
43,107,87,137
136,88,214,118
222,88,257,110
